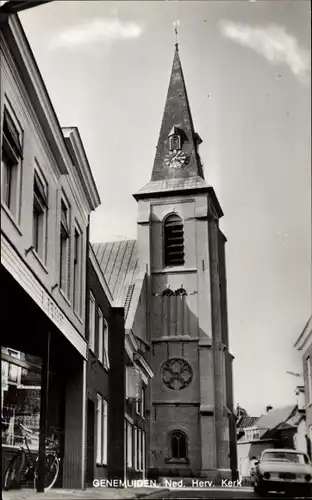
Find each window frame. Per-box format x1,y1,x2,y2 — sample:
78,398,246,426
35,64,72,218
169,134,181,151
103,318,109,370
167,429,188,463
32,164,48,263
59,196,71,295
163,213,185,268
142,430,145,474
134,426,138,471
88,292,96,352
97,308,109,369
308,356,312,405
138,428,142,471
1,104,23,221
73,223,83,316
126,421,133,468
96,394,108,466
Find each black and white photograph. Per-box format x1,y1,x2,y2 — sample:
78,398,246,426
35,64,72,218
0,0,311,499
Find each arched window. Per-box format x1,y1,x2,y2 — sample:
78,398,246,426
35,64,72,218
169,135,181,151
164,214,184,267
169,430,187,460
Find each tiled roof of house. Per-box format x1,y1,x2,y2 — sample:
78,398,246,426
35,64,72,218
256,405,296,433
92,240,139,309
237,416,259,429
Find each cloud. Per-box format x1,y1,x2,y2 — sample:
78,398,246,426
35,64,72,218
49,17,144,50
219,20,310,85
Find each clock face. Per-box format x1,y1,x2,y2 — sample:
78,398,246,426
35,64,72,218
164,151,189,170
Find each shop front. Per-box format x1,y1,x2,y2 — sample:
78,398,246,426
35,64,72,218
1,263,87,490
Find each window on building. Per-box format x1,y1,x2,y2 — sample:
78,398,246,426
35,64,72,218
126,421,133,468
164,214,184,267
169,135,181,151
125,366,141,400
308,357,312,405
139,428,143,471
169,430,187,461
1,107,23,218
98,309,109,369
89,292,95,352
32,169,48,262
96,394,108,465
60,199,70,294
142,431,145,473
103,320,109,370
134,426,138,471
141,386,145,417
136,385,143,415
73,226,82,315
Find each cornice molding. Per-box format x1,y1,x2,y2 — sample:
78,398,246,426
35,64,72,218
294,316,312,351
4,15,73,174
63,128,101,212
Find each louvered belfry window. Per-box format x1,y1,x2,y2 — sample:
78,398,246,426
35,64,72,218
164,214,185,266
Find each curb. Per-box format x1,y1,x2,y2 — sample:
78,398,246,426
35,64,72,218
135,489,170,499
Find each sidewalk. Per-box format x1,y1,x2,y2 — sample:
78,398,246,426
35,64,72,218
2,487,170,500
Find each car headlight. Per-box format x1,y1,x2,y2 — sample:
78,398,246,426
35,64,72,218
263,472,271,480
305,474,312,482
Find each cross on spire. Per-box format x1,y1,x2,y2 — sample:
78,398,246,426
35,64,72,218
173,20,180,48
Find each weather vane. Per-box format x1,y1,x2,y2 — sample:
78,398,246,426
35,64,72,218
173,20,180,47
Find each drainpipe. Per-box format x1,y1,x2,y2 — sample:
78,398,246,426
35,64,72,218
82,215,90,489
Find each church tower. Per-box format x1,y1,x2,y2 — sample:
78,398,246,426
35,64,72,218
133,44,238,481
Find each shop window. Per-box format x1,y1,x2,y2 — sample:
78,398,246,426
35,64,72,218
32,167,48,262
1,347,41,451
73,225,83,316
1,106,23,219
96,394,108,466
60,198,71,295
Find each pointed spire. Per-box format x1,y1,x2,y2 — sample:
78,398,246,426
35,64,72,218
151,45,204,182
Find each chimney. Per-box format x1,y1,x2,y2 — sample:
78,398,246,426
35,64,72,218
266,405,273,412
295,386,305,410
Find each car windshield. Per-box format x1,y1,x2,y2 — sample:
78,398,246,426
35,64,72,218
262,451,309,465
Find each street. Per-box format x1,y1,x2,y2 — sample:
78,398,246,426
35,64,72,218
142,487,310,499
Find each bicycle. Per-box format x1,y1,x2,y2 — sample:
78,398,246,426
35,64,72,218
3,422,62,491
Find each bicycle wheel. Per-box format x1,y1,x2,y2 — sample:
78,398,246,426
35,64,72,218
3,450,25,491
35,454,60,491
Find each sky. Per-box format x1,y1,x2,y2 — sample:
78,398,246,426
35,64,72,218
19,0,311,417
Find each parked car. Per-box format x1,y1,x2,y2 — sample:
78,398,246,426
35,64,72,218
253,448,312,497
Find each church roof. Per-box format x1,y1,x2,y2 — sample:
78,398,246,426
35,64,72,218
92,240,139,309
150,44,204,183
133,175,211,199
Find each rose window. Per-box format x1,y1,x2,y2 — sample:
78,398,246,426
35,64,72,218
162,358,193,390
